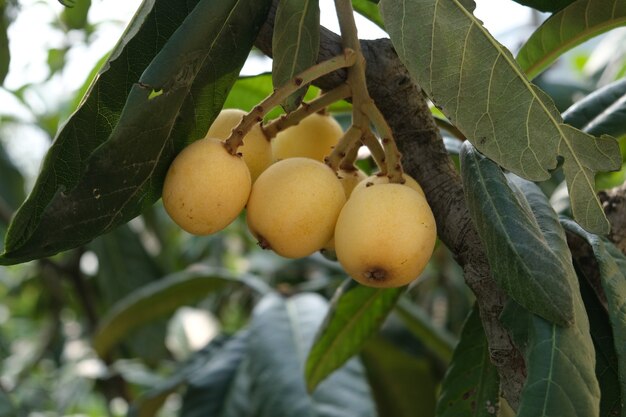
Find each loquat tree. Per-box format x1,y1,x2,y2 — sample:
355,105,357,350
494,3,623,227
1,0,626,416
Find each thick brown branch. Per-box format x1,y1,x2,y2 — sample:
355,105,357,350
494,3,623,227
255,2,525,406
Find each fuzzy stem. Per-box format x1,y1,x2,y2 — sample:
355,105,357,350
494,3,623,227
361,130,386,173
262,83,351,139
362,101,404,183
339,139,361,171
223,49,356,154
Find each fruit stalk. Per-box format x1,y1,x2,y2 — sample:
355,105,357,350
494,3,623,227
325,126,362,171
223,49,357,154
262,83,351,139
339,139,361,171
333,0,404,183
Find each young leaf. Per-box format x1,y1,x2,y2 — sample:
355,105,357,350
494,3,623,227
517,0,626,80
92,265,267,358
380,0,621,234
248,292,376,417
352,0,384,28
305,279,403,391
272,0,320,111
563,77,626,137
0,0,272,265
435,306,500,417
460,142,575,326
501,178,600,416
562,218,626,413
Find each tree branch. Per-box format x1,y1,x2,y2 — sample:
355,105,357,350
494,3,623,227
255,1,525,406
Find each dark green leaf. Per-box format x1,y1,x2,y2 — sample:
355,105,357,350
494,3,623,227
395,298,456,364
305,279,403,391
361,336,438,417
0,4,9,86
500,197,599,416
563,77,626,137
92,265,267,357
178,333,248,417
352,0,384,28
435,306,499,417
89,224,167,361
577,270,622,417
562,218,626,415
460,143,574,326
249,292,376,417
510,0,576,12
380,0,622,234
0,0,272,265
0,143,25,253
60,0,91,30
272,0,320,111
517,0,626,80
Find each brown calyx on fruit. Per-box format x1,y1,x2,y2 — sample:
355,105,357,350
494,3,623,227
363,267,387,282
256,235,272,250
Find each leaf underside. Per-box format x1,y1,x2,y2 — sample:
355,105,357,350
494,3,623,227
511,0,576,13
460,143,575,326
272,0,320,111
380,0,621,234
0,0,271,265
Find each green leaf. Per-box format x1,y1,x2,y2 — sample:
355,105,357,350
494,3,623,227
500,190,600,416
305,279,403,391
178,333,248,417
460,143,574,326
510,0,576,12
563,77,626,138
0,0,272,265
395,298,457,364
92,265,267,358
562,218,626,415
60,0,92,30
361,336,438,417
577,271,622,417
517,0,626,80
89,224,168,361
0,143,25,253
0,4,9,86
380,0,622,234
352,0,384,28
435,306,499,417
248,292,376,417
272,0,320,111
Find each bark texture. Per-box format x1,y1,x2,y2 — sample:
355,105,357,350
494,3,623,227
255,1,526,406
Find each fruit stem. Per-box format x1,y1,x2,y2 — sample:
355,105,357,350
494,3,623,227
339,139,361,171
360,130,386,174
223,49,357,154
262,83,351,140
334,0,404,183
325,126,362,172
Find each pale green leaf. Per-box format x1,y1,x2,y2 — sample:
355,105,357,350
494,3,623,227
517,0,626,80
436,306,499,417
272,0,320,111
380,0,622,234
562,218,626,416
460,143,574,325
352,0,384,28
305,279,403,391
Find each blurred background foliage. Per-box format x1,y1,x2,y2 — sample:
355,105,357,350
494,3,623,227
0,0,624,415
